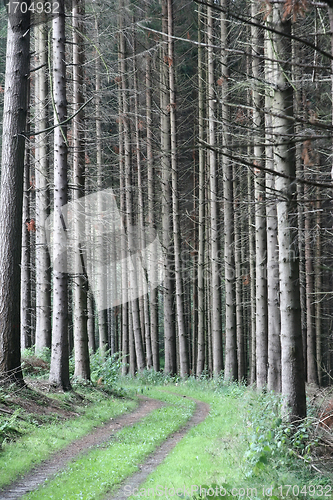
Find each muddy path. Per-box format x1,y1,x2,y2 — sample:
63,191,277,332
0,396,162,500
0,394,210,500
104,397,210,500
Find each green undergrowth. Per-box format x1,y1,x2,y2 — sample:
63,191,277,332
122,378,332,500
0,385,136,489
23,390,195,500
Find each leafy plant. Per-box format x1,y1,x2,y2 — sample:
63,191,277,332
0,409,21,448
244,391,318,477
90,350,124,390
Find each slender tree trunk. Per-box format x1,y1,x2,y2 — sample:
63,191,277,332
119,2,145,371
315,185,322,385
161,0,176,375
21,111,31,350
264,8,281,392
221,0,237,380
0,7,30,383
271,3,306,419
73,0,90,380
49,0,71,390
87,290,96,353
35,20,52,352
252,0,268,388
95,18,108,354
248,164,256,384
304,180,317,384
196,3,205,376
146,53,159,371
206,0,223,376
133,29,152,369
167,0,189,377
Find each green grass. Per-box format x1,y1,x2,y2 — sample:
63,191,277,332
23,391,195,500
125,380,332,500
3,374,332,500
0,386,137,489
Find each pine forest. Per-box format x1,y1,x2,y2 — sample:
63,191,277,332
1,0,333,423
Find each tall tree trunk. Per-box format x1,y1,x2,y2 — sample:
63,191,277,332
49,0,71,390
315,185,322,385
234,178,245,380
264,7,281,392
271,3,306,419
0,7,30,384
35,20,52,352
304,180,317,384
119,1,145,371
133,28,152,369
221,0,237,380
167,0,189,377
196,3,205,376
252,0,268,388
73,0,90,380
248,164,256,384
146,53,159,371
95,18,108,354
21,110,31,350
207,0,223,376
161,0,176,375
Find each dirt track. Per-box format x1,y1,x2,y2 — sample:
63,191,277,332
0,394,210,500
0,397,162,500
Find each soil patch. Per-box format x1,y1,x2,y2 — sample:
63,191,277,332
104,397,210,500
0,396,162,500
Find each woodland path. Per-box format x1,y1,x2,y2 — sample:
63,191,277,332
0,394,210,500
104,397,210,500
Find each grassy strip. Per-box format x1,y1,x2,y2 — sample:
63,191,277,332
131,381,331,500
0,387,136,489
23,391,195,500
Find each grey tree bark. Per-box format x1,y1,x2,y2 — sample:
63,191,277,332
35,20,52,352
167,0,189,377
49,0,71,390
72,0,90,380
251,0,268,388
146,53,159,371
271,3,306,419
221,0,237,380
264,16,281,392
119,2,145,371
207,0,223,376
95,17,108,354
0,6,30,384
196,3,206,376
161,0,176,375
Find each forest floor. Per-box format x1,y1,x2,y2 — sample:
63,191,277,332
0,380,210,500
0,392,164,499
1,377,333,500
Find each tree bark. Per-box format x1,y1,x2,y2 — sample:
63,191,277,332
196,3,206,376
35,20,52,352
251,0,268,388
49,0,71,390
146,53,159,371
264,7,281,392
72,0,90,380
221,0,237,380
271,4,306,419
161,0,176,375
207,0,223,376
0,7,30,384
167,0,189,377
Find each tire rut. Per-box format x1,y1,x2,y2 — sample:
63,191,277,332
0,396,162,500
104,397,210,500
